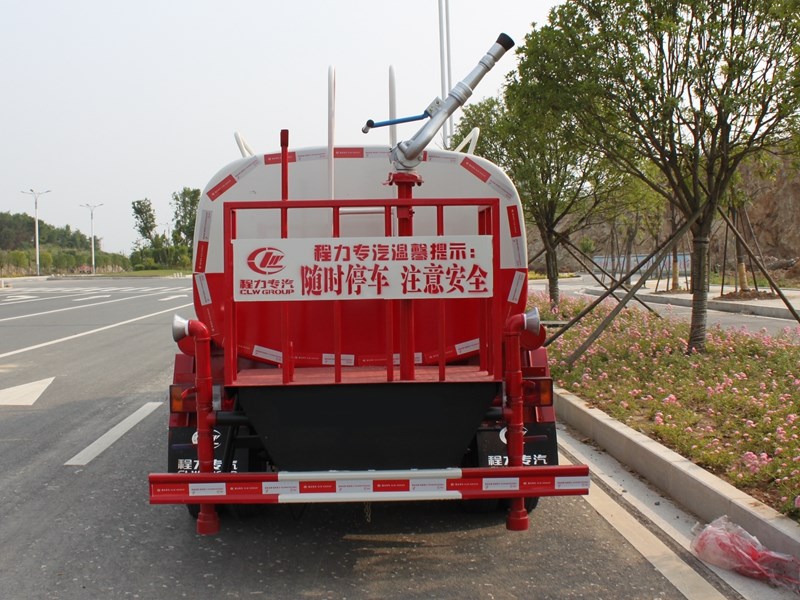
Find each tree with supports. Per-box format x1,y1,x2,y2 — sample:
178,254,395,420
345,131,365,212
524,0,800,352
455,94,622,306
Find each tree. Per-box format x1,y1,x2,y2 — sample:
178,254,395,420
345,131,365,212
171,187,201,250
455,93,622,305
131,199,157,244
527,0,800,351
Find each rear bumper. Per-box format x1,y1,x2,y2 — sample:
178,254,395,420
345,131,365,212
149,465,590,505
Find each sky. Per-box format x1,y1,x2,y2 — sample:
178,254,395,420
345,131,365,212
1,0,561,255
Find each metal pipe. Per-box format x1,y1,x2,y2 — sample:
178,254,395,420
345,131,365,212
173,316,220,535
503,309,542,531
328,66,335,200
391,33,514,170
438,0,450,147
234,131,254,158
389,65,397,147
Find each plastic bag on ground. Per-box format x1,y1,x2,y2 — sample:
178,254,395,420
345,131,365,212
691,515,800,593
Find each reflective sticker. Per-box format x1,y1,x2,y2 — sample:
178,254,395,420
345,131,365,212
506,206,522,238
410,478,446,492
508,271,526,304
482,477,520,491
460,157,491,182
194,241,209,273
512,237,525,268
427,151,458,164
333,147,364,158
198,209,213,242
296,149,327,162
489,177,514,199
374,480,410,492
322,353,355,366
392,352,423,365
188,482,226,496
252,345,283,363
263,481,299,495
234,156,260,179
207,175,236,201
455,339,480,355
195,273,212,306
336,480,372,493
555,476,591,490
265,151,297,164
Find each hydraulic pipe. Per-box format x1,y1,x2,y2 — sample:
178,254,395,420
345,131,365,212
391,33,514,170
172,315,219,534
503,309,542,531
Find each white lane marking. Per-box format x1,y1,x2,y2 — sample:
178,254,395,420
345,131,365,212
72,295,111,302
0,286,187,301
558,447,727,599
0,291,128,306
65,402,162,466
0,303,193,359
0,377,55,406
159,295,189,301
0,291,191,323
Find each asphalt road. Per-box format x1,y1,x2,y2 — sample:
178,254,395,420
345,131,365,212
0,277,774,600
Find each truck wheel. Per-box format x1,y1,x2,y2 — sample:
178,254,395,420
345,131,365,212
499,497,539,513
461,498,500,513
524,497,539,512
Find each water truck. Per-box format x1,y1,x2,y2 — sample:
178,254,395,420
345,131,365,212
148,34,590,535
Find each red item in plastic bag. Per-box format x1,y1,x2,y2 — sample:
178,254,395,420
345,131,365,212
691,516,800,593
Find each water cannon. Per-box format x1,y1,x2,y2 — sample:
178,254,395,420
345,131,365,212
362,33,514,171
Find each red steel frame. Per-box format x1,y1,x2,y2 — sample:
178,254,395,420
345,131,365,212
149,185,590,535
220,195,505,386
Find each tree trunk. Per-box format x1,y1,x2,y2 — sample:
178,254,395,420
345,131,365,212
545,243,560,306
670,206,681,291
731,207,750,291
671,245,680,290
736,262,749,291
688,235,710,353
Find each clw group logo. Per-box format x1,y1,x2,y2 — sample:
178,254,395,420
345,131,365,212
247,247,286,275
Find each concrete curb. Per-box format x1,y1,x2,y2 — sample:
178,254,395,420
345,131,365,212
584,287,797,320
555,389,800,557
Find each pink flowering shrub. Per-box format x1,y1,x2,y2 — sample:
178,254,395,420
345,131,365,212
529,291,800,520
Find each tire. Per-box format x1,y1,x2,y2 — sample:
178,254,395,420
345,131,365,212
460,498,501,513
499,497,539,513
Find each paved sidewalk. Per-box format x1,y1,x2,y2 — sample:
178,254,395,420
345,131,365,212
586,280,800,320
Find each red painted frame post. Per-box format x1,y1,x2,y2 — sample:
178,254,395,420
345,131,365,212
387,171,423,380
504,313,528,531
187,318,220,535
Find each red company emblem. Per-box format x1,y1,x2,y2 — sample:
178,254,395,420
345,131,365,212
247,247,286,275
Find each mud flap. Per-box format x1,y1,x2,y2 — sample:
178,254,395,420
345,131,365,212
167,426,250,474
475,421,558,468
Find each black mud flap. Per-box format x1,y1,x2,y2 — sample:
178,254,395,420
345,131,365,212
167,426,250,473
474,421,559,468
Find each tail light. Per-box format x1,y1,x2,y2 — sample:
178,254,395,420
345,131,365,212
170,384,227,412
522,377,553,407
169,384,196,413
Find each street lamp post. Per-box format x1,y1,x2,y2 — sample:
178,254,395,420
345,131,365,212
20,189,51,276
80,203,103,274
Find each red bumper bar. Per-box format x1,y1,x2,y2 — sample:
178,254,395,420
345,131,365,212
150,465,589,506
